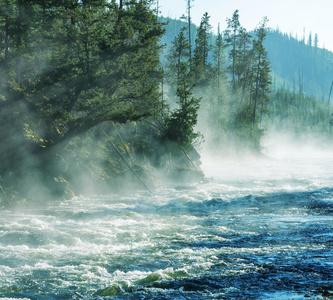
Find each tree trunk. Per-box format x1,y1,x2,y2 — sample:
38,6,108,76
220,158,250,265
4,8,9,61
252,55,261,126
187,0,192,61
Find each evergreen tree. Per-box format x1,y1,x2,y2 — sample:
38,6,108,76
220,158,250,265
314,33,319,50
230,17,271,151
212,28,227,92
184,0,194,60
209,29,227,139
235,27,252,89
250,17,271,127
166,27,191,86
230,26,253,135
268,87,330,136
0,0,165,199
163,61,200,151
307,31,312,47
163,24,201,152
0,0,14,62
224,10,241,90
193,12,212,85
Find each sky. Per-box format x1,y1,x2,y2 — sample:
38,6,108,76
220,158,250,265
158,0,333,53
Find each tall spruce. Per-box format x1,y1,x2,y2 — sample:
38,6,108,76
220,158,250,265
213,27,227,93
210,28,227,140
251,17,271,127
164,25,200,151
307,32,312,47
314,33,319,50
236,27,252,89
166,27,191,86
163,61,200,151
193,12,212,85
184,0,194,60
224,10,241,90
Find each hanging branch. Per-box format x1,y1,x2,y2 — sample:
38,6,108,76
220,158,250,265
0,184,12,209
102,130,153,194
180,148,199,171
112,123,135,164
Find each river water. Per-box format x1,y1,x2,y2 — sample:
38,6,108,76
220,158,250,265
1,138,333,299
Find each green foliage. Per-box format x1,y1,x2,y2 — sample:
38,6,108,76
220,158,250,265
223,9,241,90
250,17,271,126
162,11,273,153
265,29,333,99
165,27,191,86
193,12,212,85
267,87,331,135
0,0,166,200
2,2,331,202
2,0,164,144
212,32,227,84
163,61,201,151
159,16,197,61
163,22,202,153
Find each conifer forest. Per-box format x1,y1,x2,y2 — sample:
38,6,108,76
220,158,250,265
0,0,332,205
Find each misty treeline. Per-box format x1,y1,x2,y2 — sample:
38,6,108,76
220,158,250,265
163,9,272,155
268,88,331,136
0,1,331,206
264,30,333,138
161,10,333,150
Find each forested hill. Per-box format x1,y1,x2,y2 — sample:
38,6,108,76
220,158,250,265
266,30,333,100
160,17,333,100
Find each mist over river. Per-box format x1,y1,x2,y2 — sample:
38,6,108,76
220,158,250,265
1,136,333,299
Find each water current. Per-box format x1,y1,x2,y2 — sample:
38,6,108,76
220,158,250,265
1,139,333,299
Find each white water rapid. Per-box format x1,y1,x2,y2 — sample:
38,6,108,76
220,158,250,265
1,136,333,299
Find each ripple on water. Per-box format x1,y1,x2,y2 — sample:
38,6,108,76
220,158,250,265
1,170,333,299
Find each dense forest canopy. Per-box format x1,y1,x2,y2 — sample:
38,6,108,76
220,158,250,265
0,0,168,203
0,1,332,206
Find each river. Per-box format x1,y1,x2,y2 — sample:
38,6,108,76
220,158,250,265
1,137,333,299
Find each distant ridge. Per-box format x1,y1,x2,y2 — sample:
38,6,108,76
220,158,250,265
160,16,333,100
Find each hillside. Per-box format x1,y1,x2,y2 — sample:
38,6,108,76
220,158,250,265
266,29,333,100
160,17,333,100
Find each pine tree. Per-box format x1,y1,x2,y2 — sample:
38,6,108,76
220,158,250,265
166,27,191,86
231,17,271,151
163,23,201,151
193,12,212,85
212,28,227,93
0,0,166,198
0,0,14,62
307,31,312,47
163,61,200,151
224,10,241,90
235,27,252,89
251,17,271,127
184,0,194,60
209,29,227,141
314,33,319,50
